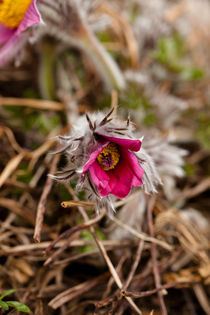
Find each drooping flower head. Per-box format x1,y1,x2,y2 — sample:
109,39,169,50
82,124,144,199
0,0,41,65
50,110,161,210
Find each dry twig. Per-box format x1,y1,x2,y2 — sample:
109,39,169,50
147,196,168,315
33,153,60,242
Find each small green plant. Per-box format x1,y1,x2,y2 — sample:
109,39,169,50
196,112,210,150
80,229,106,253
152,34,204,80
0,289,30,313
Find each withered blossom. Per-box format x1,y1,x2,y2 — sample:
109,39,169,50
50,110,161,210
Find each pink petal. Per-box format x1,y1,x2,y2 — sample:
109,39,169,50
83,141,109,173
0,33,26,66
124,149,144,181
0,0,41,66
104,174,130,198
89,148,144,198
88,161,109,191
96,133,141,152
17,0,41,35
0,24,14,44
107,149,144,197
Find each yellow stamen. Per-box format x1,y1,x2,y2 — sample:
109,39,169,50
97,143,120,171
0,0,32,29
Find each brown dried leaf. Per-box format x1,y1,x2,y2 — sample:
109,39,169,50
198,264,210,284
0,153,25,187
48,273,108,309
164,268,201,286
9,258,34,284
0,97,64,110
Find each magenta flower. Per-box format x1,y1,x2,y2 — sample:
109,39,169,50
50,110,161,211
83,135,144,198
0,0,41,66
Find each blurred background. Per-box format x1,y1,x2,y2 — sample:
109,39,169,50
0,0,210,314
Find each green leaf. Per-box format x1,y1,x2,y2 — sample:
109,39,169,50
181,67,204,80
17,170,33,184
183,164,195,177
151,34,186,72
81,230,94,241
196,112,210,150
120,84,141,109
95,229,106,241
0,300,9,310
58,185,72,200
35,114,60,135
143,113,157,126
80,229,106,253
39,40,56,100
80,231,95,253
0,289,15,300
7,301,30,313
97,31,111,43
23,88,40,99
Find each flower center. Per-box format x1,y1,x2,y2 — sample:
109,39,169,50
97,143,120,171
0,0,32,29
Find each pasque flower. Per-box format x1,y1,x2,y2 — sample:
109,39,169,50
82,131,144,198
0,0,41,65
51,110,161,210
